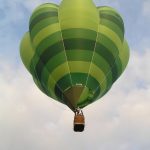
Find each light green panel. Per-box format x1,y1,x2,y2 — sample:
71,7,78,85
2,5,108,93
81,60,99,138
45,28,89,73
31,3,58,20
96,33,119,58
100,18,124,41
47,62,70,91
68,61,90,73
97,6,120,16
30,4,58,24
99,25,123,52
33,23,60,48
20,32,35,73
92,52,113,85
59,0,99,31
49,62,71,84
30,17,59,39
119,40,130,72
88,63,107,95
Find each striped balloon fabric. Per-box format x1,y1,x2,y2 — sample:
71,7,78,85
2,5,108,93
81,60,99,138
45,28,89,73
20,0,129,111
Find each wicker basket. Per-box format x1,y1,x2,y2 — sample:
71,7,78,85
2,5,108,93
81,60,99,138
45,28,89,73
74,113,85,132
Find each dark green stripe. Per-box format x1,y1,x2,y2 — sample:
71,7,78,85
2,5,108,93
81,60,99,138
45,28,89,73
54,85,68,104
66,50,92,61
95,41,122,82
43,52,66,75
30,17,59,39
113,57,122,77
99,9,123,22
71,73,87,85
37,41,64,64
35,31,62,55
97,6,124,23
64,38,95,50
34,41,64,81
55,74,72,92
33,77,49,96
100,13,124,33
30,7,58,23
86,75,101,95
30,55,50,96
92,52,113,87
62,28,97,41
98,33,122,77
29,11,58,31
100,19,124,42
97,33,119,57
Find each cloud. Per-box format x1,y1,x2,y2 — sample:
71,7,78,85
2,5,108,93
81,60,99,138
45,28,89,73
118,48,150,91
0,46,150,150
0,58,68,150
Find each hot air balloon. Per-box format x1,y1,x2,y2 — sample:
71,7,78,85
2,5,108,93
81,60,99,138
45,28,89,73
20,0,130,132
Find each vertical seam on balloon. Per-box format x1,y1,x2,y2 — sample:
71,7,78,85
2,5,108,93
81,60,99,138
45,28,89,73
30,24,69,104
78,16,100,107
57,8,73,87
91,10,124,99
85,18,99,89
57,7,75,109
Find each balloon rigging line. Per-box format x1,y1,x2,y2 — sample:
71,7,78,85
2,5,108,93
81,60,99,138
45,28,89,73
57,7,73,87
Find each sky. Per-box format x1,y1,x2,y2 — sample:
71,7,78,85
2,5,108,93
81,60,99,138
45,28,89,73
0,0,150,150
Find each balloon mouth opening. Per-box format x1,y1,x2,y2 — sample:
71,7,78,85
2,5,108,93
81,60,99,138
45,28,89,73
62,85,94,109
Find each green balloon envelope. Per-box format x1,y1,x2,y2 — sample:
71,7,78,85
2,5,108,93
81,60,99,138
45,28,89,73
20,0,130,111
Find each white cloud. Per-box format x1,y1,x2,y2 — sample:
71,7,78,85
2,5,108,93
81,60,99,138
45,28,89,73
0,46,150,150
118,48,150,91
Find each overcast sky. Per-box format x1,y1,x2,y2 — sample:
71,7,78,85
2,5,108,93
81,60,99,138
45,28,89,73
0,0,150,150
